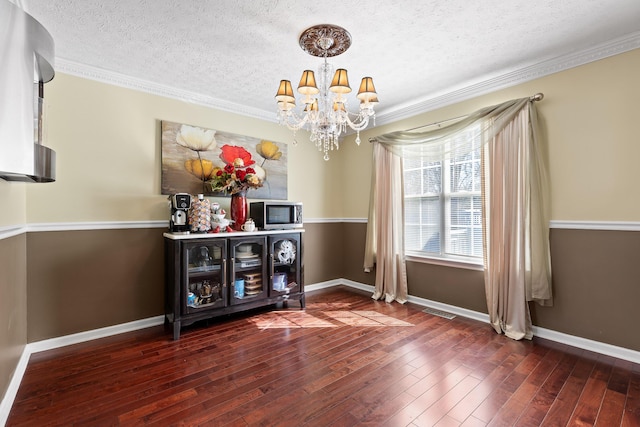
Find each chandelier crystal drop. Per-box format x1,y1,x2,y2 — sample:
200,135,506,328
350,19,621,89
275,25,378,161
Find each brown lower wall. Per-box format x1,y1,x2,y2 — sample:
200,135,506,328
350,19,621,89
26,228,165,342
0,234,27,403
406,262,487,313
341,223,640,352
21,223,640,354
25,224,346,342
301,223,346,285
531,228,640,351
342,222,376,287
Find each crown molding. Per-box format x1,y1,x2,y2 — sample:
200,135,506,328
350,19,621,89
375,31,640,125
55,32,640,127
55,59,275,122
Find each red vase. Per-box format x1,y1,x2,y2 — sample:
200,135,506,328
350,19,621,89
230,190,247,231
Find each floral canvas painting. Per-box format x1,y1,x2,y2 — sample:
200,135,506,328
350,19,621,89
161,121,287,200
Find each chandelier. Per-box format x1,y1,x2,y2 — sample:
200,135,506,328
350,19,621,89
275,24,378,161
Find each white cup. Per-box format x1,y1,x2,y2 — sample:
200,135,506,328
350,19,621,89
241,220,255,232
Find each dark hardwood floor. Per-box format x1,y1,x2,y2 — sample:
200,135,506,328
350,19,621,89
7,286,640,426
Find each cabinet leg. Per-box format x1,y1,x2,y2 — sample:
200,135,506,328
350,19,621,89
300,294,305,309
173,321,181,340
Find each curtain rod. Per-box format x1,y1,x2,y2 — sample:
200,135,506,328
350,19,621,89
370,92,544,141
529,92,544,102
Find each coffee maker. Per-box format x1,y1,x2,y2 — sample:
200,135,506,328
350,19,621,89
169,193,192,233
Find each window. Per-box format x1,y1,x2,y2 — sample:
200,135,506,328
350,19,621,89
403,132,483,262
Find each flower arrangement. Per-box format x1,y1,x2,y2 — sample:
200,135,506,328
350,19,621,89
208,145,264,195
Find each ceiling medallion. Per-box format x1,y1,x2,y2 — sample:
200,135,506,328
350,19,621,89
298,24,352,58
275,24,378,161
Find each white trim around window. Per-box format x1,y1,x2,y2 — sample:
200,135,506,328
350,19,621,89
405,253,484,271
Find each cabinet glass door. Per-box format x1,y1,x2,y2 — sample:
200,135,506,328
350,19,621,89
230,236,267,305
269,234,301,297
184,241,227,313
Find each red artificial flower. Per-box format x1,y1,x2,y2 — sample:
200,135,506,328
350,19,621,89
219,144,256,167
223,163,234,174
246,167,255,174
216,169,223,176
236,169,247,181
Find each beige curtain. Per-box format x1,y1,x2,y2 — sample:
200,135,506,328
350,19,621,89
482,103,552,340
366,95,552,338
364,141,408,303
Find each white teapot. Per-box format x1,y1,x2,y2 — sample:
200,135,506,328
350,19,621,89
241,218,256,232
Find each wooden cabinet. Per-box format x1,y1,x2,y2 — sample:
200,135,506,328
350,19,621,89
164,230,304,339
184,239,228,313
268,234,303,298
229,236,268,306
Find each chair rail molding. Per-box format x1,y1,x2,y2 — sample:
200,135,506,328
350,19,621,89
1,219,639,238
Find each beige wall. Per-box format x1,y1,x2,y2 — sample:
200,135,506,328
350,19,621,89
0,182,26,227
25,73,343,223
346,48,640,222
23,48,640,224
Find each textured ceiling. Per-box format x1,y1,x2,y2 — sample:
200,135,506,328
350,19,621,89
20,0,640,123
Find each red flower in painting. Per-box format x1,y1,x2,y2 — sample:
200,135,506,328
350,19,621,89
209,145,263,195
219,145,256,167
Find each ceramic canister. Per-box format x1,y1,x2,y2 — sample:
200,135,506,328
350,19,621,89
235,279,245,298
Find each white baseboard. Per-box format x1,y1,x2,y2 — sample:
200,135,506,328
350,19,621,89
304,278,372,293
0,347,30,427
312,280,640,365
0,316,164,426
404,292,640,364
3,280,640,426
26,315,166,354
530,326,640,365
406,293,491,324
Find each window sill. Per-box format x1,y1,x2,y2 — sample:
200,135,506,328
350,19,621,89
405,253,484,271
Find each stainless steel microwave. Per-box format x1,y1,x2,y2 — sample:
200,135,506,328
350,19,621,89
249,201,303,230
